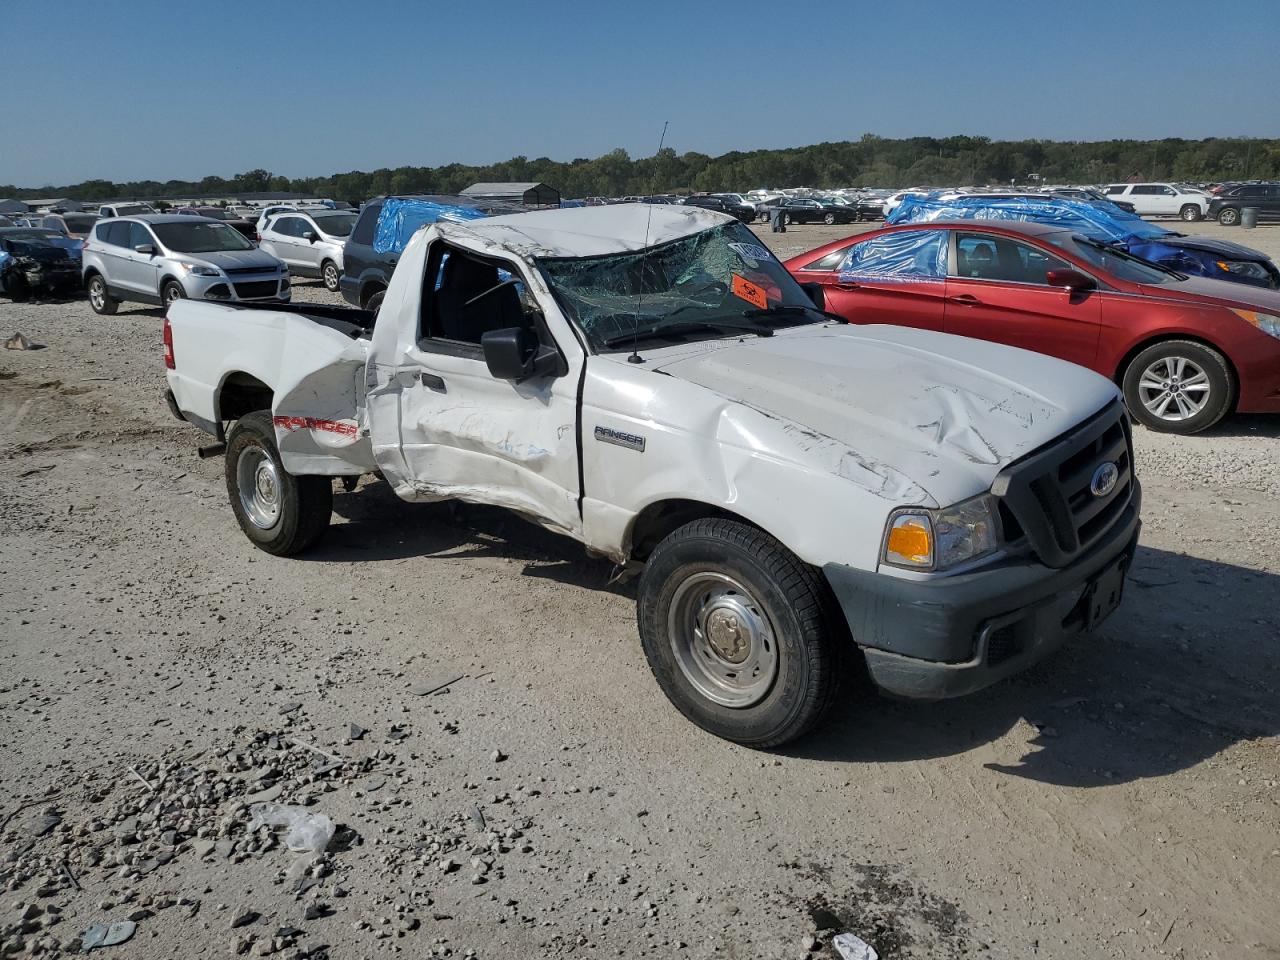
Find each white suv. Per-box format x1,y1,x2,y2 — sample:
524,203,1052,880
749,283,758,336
257,209,356,292
1102,183,1210,221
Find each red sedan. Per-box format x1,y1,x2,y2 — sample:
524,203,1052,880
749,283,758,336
786,221,1280,434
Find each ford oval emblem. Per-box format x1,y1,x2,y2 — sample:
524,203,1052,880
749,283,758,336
1090,462,1119,498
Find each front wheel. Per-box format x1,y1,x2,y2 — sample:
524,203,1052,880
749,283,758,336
823,212,836,225
322,260,340,292
1179,204,1202,222
225,411,332,555
637,518,845,748
1122,340,1234,434
162,280,186,305
1218,207,1241,226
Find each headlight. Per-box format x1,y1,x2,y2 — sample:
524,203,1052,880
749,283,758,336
180,262,220,277
882,495,1000,572
1230,308,1280,340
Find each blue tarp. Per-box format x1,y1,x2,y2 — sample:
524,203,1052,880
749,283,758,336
888,193,1277,288
838,227,947,282
373,198,493,255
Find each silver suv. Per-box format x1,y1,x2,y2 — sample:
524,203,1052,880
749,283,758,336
258,209,356,292
82,215,289,314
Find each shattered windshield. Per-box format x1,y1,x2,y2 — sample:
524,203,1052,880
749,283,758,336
537,223,824,351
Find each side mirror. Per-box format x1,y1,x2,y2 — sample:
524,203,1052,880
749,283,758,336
1046,268,1095,292
303,231,316,242
481,325,560,382
134,244,155,255
800,281,825,310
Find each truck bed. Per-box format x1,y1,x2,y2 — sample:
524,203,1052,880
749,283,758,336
218,299,376,338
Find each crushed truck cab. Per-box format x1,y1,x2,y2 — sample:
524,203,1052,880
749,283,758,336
166,204,1140,747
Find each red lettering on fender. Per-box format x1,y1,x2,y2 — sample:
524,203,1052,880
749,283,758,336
272,415,358,439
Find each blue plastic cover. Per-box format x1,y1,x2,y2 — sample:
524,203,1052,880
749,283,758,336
838,228,947,281
373,198,493,255
889,194,1168,241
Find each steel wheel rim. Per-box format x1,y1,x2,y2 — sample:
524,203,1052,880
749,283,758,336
1137,356,1211,421
236,445,281,529
668,571,778,708
89,280,105,309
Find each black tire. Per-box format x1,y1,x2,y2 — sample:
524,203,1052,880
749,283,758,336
637,518,845,748
162,280,186,305
783,213,792,225
757,211,770,224
87,274,118,314
1179,204,1202,222
364,289,385,312
1218,207,1240,226
321,260,340,293
6,274,31,302
224,411,332,555
823,212,836,225
1122,339,1234,435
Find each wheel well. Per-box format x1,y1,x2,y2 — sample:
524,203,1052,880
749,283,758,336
1113,335,1240,401
218,372,274,424
360,280,386,307
628,499,749,562
160,274,181,291
84,267,101,281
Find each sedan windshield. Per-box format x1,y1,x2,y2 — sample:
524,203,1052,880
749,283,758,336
152,221,254,253
311,213,356,237
537,222,825,351
1048,234,1177,284
62,215,98,233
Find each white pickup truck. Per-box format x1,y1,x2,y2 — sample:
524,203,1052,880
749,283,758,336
165,205,1141,747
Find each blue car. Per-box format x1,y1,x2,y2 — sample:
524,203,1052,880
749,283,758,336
890,193,1280,290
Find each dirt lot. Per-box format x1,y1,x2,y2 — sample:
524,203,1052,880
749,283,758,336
1,221,1278,960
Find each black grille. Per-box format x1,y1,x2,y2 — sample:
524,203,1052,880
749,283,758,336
225,266,278,276
234,280,280,299
992,402,1133,568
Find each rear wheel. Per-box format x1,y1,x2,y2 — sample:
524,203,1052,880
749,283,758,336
162,280,186,305
637,518,845,748
1122,340,1234,434
87,275,118,314
783,213,792,225
1218,207,1241,226
823,212,836,225
1179,204,1202,222
364,289,385,312
321,260,340,292
225,411,332,555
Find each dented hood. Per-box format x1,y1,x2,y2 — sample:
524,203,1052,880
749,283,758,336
649,324,1120,508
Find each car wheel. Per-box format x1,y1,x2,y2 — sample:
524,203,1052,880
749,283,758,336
757,211,770,224
225,411,332,555
823,212,836,225
162,280,186,305
87,275,118,315
1122,340,1234,435
783,213,792,225
1218,207,1241,226
321,260,340,292
1179,204,1202,222
637,518,845,748
364,289,385,313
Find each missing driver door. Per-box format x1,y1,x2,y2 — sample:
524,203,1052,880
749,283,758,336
367,242,584,537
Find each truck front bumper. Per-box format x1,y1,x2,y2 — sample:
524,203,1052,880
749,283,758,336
823,484,1140,700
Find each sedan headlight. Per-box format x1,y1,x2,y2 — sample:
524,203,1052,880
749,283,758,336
1230,308,1280,341
179,262,220,277
883,495,1000,572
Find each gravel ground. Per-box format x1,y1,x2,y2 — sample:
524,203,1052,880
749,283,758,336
1,222,1278,960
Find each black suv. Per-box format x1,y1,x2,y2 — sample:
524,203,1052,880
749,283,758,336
1207,183,1280,226
680,195,755,224
340,195,524,310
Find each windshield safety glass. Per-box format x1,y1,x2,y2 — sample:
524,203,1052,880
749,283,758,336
537,223,823,351
152,222,254,253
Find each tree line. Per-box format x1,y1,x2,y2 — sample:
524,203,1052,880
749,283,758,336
6,135,1279,204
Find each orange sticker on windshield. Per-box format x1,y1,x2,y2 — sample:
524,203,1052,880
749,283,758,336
731,274,767,309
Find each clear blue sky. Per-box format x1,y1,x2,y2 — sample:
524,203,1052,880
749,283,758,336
4,0,1278,187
